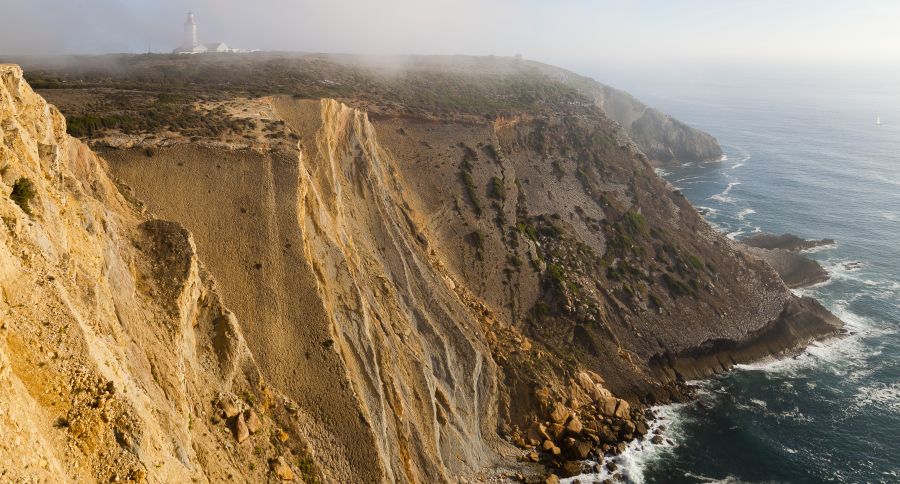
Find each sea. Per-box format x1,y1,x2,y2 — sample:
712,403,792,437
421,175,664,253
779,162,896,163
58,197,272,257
566,72,900,483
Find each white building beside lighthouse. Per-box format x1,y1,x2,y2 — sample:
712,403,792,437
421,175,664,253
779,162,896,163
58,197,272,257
173,12,235,54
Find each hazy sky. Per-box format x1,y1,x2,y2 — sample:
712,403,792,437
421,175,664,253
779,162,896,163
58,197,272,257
3,0,899,74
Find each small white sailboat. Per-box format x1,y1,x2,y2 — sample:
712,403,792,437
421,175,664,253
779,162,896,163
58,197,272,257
876,114,882,126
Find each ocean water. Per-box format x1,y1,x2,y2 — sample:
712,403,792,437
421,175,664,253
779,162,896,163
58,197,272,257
568,78,900,483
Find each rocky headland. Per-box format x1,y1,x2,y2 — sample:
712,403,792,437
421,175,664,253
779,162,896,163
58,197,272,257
1,56,842,482
741,233,834,289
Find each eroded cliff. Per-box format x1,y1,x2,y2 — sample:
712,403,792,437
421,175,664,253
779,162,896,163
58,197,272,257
0,64,328,483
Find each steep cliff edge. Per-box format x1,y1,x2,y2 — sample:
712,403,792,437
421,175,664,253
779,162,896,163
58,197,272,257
551,72,723,166
0,65,328,482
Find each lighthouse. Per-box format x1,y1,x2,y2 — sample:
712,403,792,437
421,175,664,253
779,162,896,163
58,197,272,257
184,12,198,49
173,11,240,54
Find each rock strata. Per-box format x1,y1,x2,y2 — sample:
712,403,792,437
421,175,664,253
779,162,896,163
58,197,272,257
741,233,835,252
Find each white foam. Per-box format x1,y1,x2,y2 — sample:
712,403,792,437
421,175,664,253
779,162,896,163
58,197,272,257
726,230,744,240
736,208,756,221
800,241,838,254
708,182,741,204
733,302,892,378
654,167,671,177
560,404,687,484
696,205,719,216
853,383,900,414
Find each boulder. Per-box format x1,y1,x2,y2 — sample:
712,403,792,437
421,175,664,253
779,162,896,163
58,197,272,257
565,416,584,435
541,441,561,457
597,396,618,417
613,400,630,419
544,474,560,484
634,421,648,436
245,409,262,434
550,403,571,424
230,414,250,443
651,435,664,445
559,460,584,478
567,439,592,460
218,393,241,419
548,423,566,440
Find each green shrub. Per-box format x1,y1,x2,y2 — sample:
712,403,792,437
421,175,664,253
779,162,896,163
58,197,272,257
624,211,647,236
297,456,318,483
516,222,538,241
687,254,704,271
460,171,482,216
547,263,566,289
662,272,693,297
10,177,36,215
489,176,505,201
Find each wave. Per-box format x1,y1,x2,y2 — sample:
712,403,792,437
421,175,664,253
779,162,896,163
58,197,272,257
696,205,719,216
852,382,900,415
561,404,687,484
736,208,756,221
732,301,891,379
708,182,741,203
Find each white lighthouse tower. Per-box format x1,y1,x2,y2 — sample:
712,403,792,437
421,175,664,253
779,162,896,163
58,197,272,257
173,11,237,54
184,12,198,49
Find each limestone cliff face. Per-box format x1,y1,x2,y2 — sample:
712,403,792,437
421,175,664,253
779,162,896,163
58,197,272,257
291,99,504,480
0,65,320,483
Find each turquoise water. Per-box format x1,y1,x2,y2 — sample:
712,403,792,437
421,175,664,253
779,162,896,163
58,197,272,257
574,78,900,483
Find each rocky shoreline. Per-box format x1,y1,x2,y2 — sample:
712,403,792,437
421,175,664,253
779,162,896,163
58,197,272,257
508,232,846,483
740,233,834,289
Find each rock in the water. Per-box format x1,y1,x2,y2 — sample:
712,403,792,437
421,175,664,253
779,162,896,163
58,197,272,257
651,435,663,445
634,421,648,436
740,233,834,252
607,461,618,472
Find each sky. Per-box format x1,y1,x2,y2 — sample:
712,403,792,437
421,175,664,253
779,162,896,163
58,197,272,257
2,0,899,84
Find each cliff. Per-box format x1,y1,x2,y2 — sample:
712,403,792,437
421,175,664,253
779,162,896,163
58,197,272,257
4,57,841,482
0,64,327,483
